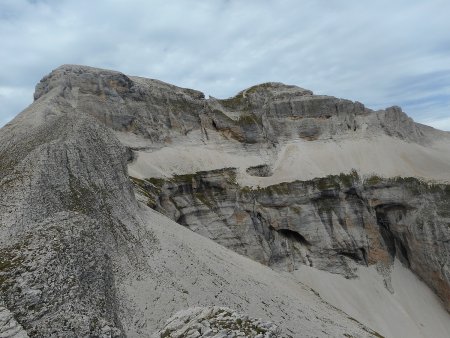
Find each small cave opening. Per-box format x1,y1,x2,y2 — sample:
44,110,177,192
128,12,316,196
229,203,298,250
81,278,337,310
395,238,411,267
377,218,396,258
125,147,136,163
211,119,219,131
277,229,311,246
376,210,390,230
375,205,411,266
176,214,188,227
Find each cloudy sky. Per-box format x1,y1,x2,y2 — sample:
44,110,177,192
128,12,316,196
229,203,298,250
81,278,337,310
1,0,450,130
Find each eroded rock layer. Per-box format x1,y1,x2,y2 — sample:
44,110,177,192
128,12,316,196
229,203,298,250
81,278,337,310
132,170,450,310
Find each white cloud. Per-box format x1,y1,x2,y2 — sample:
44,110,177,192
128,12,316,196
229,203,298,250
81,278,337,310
1,0,450,130
0,86,33,126
421,117,450,131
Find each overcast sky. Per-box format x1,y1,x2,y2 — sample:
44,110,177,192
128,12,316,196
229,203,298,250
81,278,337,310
1,0,450,130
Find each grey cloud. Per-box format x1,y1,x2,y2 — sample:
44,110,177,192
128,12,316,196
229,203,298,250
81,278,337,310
1,0,450,129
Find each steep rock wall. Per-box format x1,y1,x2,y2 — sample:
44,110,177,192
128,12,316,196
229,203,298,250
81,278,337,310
133,170,450,311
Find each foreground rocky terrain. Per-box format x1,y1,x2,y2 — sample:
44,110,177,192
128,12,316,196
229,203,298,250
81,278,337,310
152,306,280,337
0,64,449,337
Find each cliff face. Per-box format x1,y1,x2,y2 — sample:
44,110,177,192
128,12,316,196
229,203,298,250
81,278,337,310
133,170,450,309
31,65,435,147
1,64,450,337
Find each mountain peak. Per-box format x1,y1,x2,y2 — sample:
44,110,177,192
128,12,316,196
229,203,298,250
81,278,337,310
239,81,313,96
33,64,132,101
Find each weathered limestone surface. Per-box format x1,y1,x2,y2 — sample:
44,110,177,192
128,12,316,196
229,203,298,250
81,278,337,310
152,307,280,338
0,100,142,336
0,302,29,338
30,65,440,148
134,171,450,310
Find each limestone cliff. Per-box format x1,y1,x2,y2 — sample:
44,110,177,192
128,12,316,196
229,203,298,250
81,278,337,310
31,65,442,147
133,170,450,310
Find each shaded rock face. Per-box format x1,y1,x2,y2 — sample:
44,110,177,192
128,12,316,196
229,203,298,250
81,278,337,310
134,171,450,310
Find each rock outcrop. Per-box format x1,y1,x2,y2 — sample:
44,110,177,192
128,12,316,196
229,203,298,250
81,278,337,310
133,170,450,310
0,302,29,338
152,307,280,338
30,65,440,148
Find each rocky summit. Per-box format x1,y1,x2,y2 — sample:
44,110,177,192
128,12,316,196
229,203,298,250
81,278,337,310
0,64,450,337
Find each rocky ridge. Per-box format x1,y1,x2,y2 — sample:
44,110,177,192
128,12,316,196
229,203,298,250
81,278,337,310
31,65,440,147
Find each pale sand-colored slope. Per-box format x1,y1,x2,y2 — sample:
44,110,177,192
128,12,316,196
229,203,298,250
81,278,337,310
264,136,450,185
117,205,378,337
294,261,450,338
128,135,450,187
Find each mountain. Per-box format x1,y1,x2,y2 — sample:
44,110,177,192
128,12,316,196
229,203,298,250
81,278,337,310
0,64,449,337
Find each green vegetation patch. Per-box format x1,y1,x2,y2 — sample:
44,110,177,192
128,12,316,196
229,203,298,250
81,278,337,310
315,177,340,191
0,245,25,291
245,82,275,94
247,182,292,196
172,173,198,183
130,176,165,208
194,191,215,208
218,93,249,110
364,175,383,186
312,171,358,191
145,177,166,188
67,173,98,214
236,113,262,126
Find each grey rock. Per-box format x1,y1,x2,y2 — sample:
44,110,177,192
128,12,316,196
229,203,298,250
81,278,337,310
29,65,443,150
0,302,28,338
152,307,280,338
135,171,450,311
0,83,143,335
246,164,272,177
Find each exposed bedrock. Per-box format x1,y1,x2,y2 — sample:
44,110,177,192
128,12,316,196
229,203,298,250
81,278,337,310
0,108,149,336
133,170,450,311
30,65,438,148
152,306,280,338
